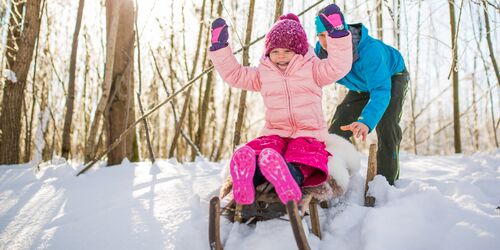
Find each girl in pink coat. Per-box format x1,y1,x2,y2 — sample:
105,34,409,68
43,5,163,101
209,5,352,205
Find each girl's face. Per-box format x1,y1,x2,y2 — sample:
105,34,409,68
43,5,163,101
269,48,296,72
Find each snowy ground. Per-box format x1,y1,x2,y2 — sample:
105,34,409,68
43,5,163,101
1,150,499,250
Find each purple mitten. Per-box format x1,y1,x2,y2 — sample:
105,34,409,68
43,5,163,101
210,18,229,51
318,4,349,38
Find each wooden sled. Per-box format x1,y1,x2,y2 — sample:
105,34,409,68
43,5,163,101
209,144,378,249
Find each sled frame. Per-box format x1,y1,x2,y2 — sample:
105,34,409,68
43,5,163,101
209,143,378,249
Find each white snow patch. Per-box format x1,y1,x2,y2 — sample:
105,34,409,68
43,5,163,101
3,69,17,83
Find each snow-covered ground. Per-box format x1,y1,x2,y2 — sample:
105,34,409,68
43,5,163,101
1,150,499,250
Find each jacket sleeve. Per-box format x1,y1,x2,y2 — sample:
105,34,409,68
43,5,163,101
208,46,261,91
313,34,353,87
357,50,392,131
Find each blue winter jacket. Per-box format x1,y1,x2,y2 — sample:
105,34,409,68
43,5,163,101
315,23,405,131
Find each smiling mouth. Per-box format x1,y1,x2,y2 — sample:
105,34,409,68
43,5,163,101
276,62,289,67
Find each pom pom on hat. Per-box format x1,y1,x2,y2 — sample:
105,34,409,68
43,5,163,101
265,13,308,56
280,13,300,22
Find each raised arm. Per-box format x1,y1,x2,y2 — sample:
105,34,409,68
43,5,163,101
313,4,353,87
208,18,261,91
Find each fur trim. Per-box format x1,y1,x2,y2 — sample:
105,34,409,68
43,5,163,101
324,134,361,193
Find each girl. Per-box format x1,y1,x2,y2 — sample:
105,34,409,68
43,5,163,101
209,4,352,205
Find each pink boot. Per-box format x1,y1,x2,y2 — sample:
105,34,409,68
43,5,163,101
230,146,256,204
258,148,302,204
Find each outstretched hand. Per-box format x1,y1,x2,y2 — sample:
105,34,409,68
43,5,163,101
317,4,349,38
340,122,369,141
210,18,229,51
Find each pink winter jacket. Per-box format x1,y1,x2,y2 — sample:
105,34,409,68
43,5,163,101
209,35,352,142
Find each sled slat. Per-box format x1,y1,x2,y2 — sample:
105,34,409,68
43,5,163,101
309,200,321,239
209,197,223,250
234,204,243,223
287,201,311,250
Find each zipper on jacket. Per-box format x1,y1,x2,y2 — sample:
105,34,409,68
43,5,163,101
268,56,299,137
283,78,297,136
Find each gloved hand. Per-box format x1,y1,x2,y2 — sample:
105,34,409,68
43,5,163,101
210,18,229,51
318,4,349,38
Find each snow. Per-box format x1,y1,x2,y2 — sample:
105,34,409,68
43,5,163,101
1,151,499,250
3,69,17,83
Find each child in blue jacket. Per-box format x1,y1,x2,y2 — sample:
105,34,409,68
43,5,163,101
314,6,409,185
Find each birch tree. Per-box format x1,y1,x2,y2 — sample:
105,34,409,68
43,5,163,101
448,0,462,153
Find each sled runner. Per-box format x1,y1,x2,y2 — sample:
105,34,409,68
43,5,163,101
209,140,378,249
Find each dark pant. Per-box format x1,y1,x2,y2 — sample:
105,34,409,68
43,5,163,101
328,71,409,185
253,161,304,187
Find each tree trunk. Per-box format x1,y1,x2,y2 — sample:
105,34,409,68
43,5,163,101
274,0,284,21
481,0,500,86
84,0,121,162
134,0,155,163
195,0,223,158
0,0,42,164
169,0,207,160
471,2,499,148
61,0,85,159
376,0,383,40
391,0,401,49
232,0,255,149
23,0,45,163
106,0,136,165
448,0,462,153
410,0,422,154
216,88,232,161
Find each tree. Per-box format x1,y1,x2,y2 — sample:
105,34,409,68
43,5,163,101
84,0,121,162
105,0,137,165
448,0,462,153
169,0,207,160
0,0,43,164
376,0,383,40
232,0,256,149
481,0,500,86
61,0,85,159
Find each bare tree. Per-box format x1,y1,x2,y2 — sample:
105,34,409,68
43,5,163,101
409,0,422,154
274,0,284,22
194,0,224,158
376,0,383,39
169,0,207,160
232,0,256,149
84,0,121,162
106,0,137,165
470,1,499,148
61,0,85,159
448,0,462,153
0,0,43,164
23,1,46,162
481,0,500,86
215,88,232,161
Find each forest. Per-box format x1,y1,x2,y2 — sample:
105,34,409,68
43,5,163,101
0,0,498,168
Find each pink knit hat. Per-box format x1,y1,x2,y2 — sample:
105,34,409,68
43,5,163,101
265,13,308,56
